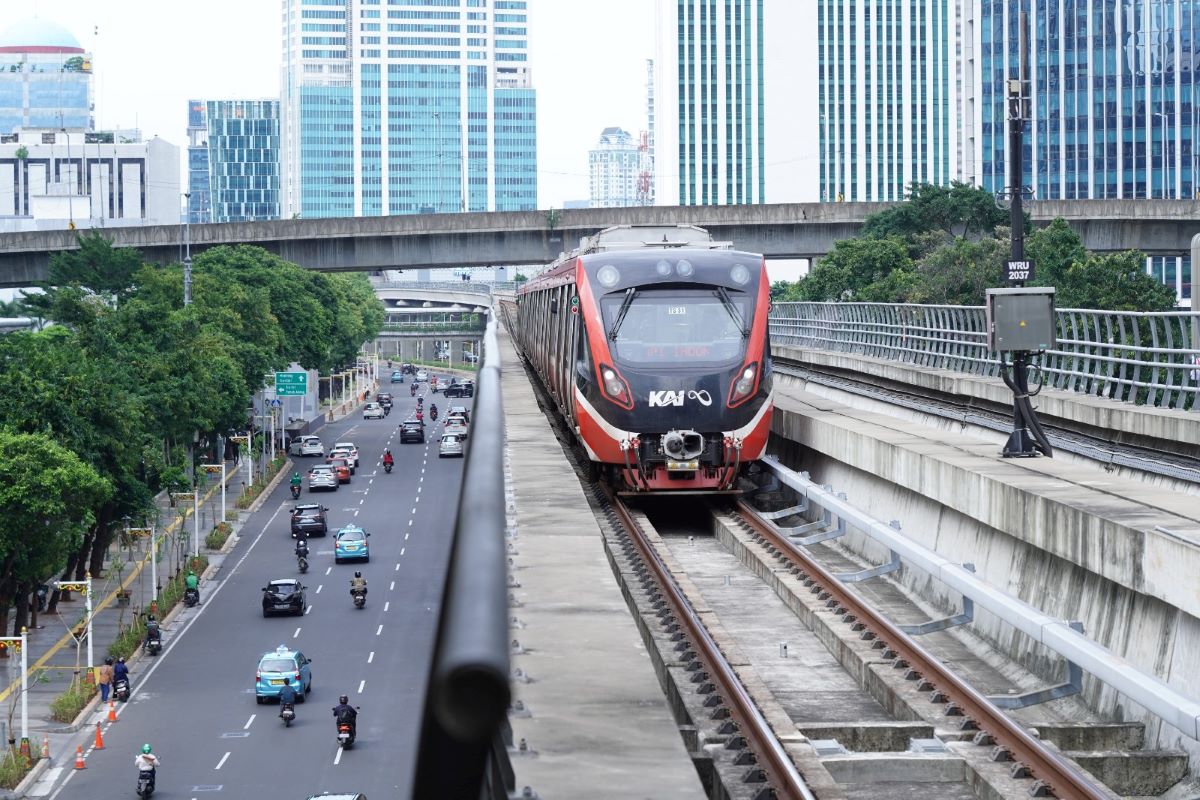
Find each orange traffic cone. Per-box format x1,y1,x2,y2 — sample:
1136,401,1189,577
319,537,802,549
107,701,118,722
94,722,104,750
42,736,50,765
74,745,85,769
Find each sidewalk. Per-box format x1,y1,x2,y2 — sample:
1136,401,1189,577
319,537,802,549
0,458,248,796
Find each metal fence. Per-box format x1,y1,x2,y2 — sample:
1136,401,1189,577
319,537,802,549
770,302,1200,411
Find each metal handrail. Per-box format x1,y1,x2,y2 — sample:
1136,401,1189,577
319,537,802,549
770,302,1200,410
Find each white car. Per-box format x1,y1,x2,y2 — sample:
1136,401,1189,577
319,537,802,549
443,422,469,441
363,403,384,420
289,436,324,457
415,370,429,383
333,441,359,467
438,433,464,458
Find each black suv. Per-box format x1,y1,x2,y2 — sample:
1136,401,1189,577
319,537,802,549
443,381,474,398
400,420,425,444
262,579,307,617
290,504,329,538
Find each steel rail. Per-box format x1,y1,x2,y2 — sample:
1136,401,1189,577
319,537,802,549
734,500,1111,800
605,489,816,800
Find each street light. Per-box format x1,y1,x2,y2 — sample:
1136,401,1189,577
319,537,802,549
183,192,193,305
1153,111,1173,198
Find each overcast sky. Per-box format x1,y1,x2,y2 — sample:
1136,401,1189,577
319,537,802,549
23,0,656,209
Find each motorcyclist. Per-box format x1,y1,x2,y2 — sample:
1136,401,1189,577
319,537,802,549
144,614,162,649
295,535,309,559
185,570,200,603
430,403,438,421
382,449,394,469
134,743,159,784
332,695,358,737
278,676,298,717
350,571,367,598
415,409,423,422
113,657,130,686
410,383,417,397
290,472,303,490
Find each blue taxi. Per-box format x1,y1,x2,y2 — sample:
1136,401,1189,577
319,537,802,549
254,644,312,703
333,525,371,564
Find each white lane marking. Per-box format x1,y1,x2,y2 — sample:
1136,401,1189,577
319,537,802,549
244,714,256,730
354,509,359,517
389,581,395,591
305,605,312,615
357,679,366,694
411,507,417,514
417,486,421,493
384,601,390,612
325,566,332,575
293,627,302,639
419,476,423,483
408,520,413,526
315,584,323,594
394,563,400,572
376,624,383,636
421,467,425,474
359,498,365,505
215,751,230,770
405,532,410,540
400,547,405,555
334,746,344,766
367,651,375,664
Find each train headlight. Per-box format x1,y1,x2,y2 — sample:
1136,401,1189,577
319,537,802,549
597,265,620,288
598,364,633,409
675,260,695,278
730,264,750,285
728,362,759,407
655,259,672,277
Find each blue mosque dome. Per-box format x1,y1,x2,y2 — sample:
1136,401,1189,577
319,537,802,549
0,18,85,54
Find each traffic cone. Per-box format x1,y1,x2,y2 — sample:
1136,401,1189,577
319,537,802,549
107,701,118,722
42,736,50,765
74,745,85,769
94,722,104,750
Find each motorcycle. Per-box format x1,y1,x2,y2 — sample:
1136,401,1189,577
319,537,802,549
352,590,366,609
297,554,309,574
145,635,162,657
184,587,200,607
410,385,417,397
281,702,296,727
135,769,155,797
290,484,301,499
114,676,131,703
383,462,393,474
336,716,357,747
430,408,438,422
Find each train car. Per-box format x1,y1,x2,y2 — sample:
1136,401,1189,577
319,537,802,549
515,225,773,493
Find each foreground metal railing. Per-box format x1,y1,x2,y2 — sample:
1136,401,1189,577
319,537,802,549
413,314,512,798
770,302,1200,411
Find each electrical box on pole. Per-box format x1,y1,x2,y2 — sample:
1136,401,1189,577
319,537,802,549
986,288,1056,352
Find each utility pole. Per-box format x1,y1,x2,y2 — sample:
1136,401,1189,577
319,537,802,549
434,112,442,213
183,192,192,305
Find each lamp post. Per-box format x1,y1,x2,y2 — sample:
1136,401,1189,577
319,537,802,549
202,463,227,524
61,124,75,230
1154,111,1173,198
171,491,200,558
127,525,157,613
183,192,192,305
0,630,29,753
53,575,93,675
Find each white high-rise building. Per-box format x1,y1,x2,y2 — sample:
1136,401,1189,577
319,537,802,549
589,127,640,208
654,0,816,205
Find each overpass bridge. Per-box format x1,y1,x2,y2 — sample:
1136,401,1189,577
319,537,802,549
1,199,1198,288
373,279,490,361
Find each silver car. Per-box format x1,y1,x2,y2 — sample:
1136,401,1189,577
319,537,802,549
438,433,464,458
307,465,339,492
362,403,384,420
289,436,324,457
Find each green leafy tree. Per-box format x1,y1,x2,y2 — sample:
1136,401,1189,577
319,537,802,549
1024,218,1088,290
862,181,1011,241
913,235,1009,305
1058,252,1178,311
799,237,914,301
25,232,145,314
0,430,110,635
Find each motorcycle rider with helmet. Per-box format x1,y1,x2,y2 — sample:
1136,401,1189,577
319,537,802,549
382,449,394,470
350,571,367,598
332,695,358,739
134,743,160,789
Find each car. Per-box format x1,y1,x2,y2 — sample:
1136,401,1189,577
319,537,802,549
305,794,368,800
262,579,307,617
290,504,329,538
307,465,339,492
463,351,479,364
448,405,470,424
444,421,469,441
442,383,469,398
334,525,370,563
375,393,393,409
333,442,360,467
289,436,324,457
363,402,385,420
327,458,353,483
399,420,425,444
438,433,464,458
254,644,312,703
390,370,404,383
415,370,429,382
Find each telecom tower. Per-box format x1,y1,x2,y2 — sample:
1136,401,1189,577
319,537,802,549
636,59,655,206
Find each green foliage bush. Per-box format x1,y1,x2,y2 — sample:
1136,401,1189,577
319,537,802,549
49,683,95,723
0,740,44,788
205,522,232,551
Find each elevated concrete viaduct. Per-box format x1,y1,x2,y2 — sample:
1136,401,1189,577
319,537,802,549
2,199,1198,288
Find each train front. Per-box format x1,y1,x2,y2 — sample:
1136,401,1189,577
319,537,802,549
574,249,773,492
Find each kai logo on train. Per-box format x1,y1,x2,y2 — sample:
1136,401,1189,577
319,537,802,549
648,390,712,407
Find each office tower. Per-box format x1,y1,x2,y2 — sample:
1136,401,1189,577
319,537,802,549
971,0,1196,304
655,0,815,205
280,0,537,219
589,127,641,207
187,100,211,223
817,0,962,202
0,18,94,134
205,100,281,222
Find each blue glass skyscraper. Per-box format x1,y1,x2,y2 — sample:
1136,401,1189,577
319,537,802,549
281,0,536,219
205,100,280,222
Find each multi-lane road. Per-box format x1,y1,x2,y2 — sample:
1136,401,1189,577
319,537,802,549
47,384,469,799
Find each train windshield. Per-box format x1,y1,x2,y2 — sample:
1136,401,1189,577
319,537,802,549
600,289,751,366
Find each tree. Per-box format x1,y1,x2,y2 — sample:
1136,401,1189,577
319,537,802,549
1058,252,1178,311
862,182,1011,241
913,235,1009,305
1024,218,1088,291
0,430,110,636
799,237,914,301
26,231,145,312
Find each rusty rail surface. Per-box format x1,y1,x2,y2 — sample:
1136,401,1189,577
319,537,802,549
735,501,1110,800
604,489,816,800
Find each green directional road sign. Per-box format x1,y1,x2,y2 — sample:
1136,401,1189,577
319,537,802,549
275,372,308,396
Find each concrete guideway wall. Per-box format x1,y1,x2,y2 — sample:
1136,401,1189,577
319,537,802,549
767,383,1200,766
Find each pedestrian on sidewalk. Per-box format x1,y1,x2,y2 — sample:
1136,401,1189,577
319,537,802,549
98,657,114,702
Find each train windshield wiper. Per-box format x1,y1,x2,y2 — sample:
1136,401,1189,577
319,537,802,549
608,287,638,341
715,287,748,338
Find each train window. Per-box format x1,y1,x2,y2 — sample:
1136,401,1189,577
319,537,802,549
600,290,749,366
